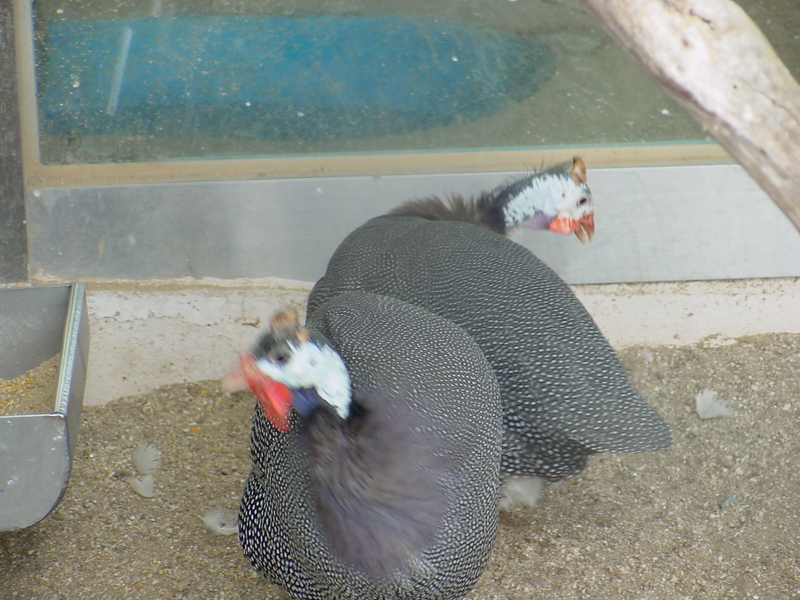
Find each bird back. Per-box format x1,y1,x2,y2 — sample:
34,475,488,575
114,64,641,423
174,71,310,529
308,216,672,481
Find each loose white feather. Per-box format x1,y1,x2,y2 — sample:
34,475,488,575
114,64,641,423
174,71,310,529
202,509,239,535
695,389,736,419
133,443,161,476
128,473,156,498
499,475,546,510
129,443,161,498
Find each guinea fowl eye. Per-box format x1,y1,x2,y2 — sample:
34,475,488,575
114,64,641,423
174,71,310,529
270,351,289,365
577,196,589,206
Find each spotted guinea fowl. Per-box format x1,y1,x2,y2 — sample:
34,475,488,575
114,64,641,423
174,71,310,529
224,293,503,600
307,158,671,507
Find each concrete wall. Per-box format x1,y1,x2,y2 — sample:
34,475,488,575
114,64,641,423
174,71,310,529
81,277,800,406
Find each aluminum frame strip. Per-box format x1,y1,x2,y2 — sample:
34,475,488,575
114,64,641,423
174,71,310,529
26,163,800,284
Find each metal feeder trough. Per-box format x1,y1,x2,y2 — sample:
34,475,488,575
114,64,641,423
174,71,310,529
0,284,89,531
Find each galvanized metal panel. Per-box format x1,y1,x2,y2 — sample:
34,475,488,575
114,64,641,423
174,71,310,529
0,414,71,531
0,284,69,379
58,283,89,456
0,284,89,531
27,163,800,284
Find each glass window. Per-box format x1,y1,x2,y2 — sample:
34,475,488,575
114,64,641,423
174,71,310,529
32,0,798,165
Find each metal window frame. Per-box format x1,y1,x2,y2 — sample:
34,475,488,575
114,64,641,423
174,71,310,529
0,0,27,283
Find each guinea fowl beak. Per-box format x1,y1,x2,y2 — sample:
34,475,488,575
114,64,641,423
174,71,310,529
575,212,595,243
548,212,595,243
223,353,293,433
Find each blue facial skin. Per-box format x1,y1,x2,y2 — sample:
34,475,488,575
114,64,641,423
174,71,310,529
292,387,322,417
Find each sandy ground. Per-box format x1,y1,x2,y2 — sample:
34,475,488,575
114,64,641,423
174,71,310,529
0,354,60,417
2,333,799,600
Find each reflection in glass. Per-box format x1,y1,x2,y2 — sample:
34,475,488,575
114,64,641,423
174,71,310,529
32,0,798,165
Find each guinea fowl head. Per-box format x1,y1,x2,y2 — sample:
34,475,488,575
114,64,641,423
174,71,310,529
222,309,351,432
481,156,595,241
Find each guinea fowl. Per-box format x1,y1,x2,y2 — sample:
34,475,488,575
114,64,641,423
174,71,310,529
225,293,503,600
307,158,672,506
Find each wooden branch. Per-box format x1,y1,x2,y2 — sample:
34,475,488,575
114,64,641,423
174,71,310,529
580,0,800,232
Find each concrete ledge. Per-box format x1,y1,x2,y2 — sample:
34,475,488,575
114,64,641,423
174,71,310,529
574,278,800,347
83,278,312,406
77,277,800,406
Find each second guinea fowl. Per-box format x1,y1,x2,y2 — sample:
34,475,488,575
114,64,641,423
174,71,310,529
225,293,503,600
308,158,672,506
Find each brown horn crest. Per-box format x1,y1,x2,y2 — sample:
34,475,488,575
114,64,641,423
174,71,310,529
569,157,587,185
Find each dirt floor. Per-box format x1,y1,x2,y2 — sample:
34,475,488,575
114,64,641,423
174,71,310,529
2,333,799,600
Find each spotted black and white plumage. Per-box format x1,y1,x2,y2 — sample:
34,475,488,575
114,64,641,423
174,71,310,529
308,164,671,487
238,292,503,600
